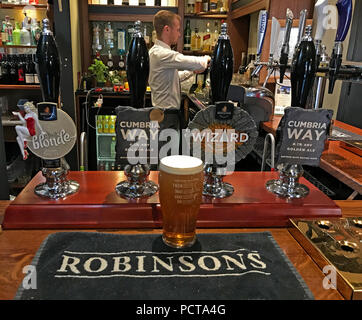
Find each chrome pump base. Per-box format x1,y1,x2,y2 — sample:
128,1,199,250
266,164,309,199
116,164,159,199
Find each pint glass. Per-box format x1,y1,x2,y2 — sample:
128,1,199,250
159,155,204,248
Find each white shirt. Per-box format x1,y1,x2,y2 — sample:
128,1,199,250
149,40,210,110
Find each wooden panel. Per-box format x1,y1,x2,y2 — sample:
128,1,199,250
268,0,315,19
3,171,341,229
230,0,269,20
227,15,250,72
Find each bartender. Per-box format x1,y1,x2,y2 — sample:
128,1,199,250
149,10,211,112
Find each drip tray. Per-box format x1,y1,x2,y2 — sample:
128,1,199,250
289,218,362,300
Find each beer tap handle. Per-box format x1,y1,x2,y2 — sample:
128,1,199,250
251,10,268,78
279,8,294,83
296,9,308,49
314,0,328,67
328,0,353,94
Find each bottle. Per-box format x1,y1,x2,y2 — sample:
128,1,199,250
20,22,31,46
202,0,209,12
104,22,114,50
183,19,191,51
202,22,211,52
291,25,316,109
109,115,116,134
118,54,125,71
25,54,34,84
110,136,116,158
210,23,233,104
17,55,25,85
191,28,201,51
195,0,202,13
0,55,9,84
211,21,219,50
31,54,40,84
209,0,218,12
35,18,61,103
5,16,13,45
97,115,103,133
31,19,42,45
12,22,21,45
187,0,195,14
92,23,102,54
126,21,150,109
117,29,127,55
9,55,18,84
2,20,8,45
103,115,110,133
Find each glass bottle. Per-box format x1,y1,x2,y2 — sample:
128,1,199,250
17,54,26,85
183,19,191,51
202,0,209,12
9,55,18,84
195,0,202,13
103,115,110,133
20,22,31,46
92,24,102,55
211,21,219,50
25,54,34,84
2,19,8,45
104,22,114,51
126,21,149,108
12,22,21,45
187,0,195,14
1,55,9,84
107,50,114,71
5,16,13,45
291,26,317,109
202,22,211,52
35,19,61,103
97,115,103,133
210,23,233,104
31,19,42,45
191,28,201,51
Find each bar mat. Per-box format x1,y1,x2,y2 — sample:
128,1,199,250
15,232,314,300
330,127,362,141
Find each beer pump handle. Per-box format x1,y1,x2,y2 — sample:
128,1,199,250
279,8,294,83
328,0,353,94
256,10,268,60
269,17,281,66
314,0,328,67
314,0,328,42
296,9,308,48
251,10,268,77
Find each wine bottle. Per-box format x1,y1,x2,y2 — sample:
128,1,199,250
126,21,149,109
291,25,316,109
35,18,61,103
184,19,191,51
210,22,233,104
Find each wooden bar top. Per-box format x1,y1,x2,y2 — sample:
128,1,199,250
0,199,361,300
262,117,362,195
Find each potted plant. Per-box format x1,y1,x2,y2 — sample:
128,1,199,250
88,59,108,87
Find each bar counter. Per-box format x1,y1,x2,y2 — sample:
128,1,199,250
0,198,361,300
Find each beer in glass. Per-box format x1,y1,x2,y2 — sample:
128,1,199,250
159,155,204,248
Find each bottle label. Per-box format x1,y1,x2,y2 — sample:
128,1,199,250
18,68,25,82
33,74,40,84
203,34,211,41
25,73,34,84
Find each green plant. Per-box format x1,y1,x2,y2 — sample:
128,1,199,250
88,59,108,84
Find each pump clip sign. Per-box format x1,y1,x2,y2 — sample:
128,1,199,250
276,107,333,167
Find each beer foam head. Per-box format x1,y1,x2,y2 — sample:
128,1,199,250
159,156,203,175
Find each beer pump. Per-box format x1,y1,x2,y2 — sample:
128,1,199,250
116,21,158,199
279,9,294,83
328,0,353,94
309,0,329,110
291,25,317,109
251,10,268,78
262,17,280,87
295,10,308,52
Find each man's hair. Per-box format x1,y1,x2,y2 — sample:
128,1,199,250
153,10,181,38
